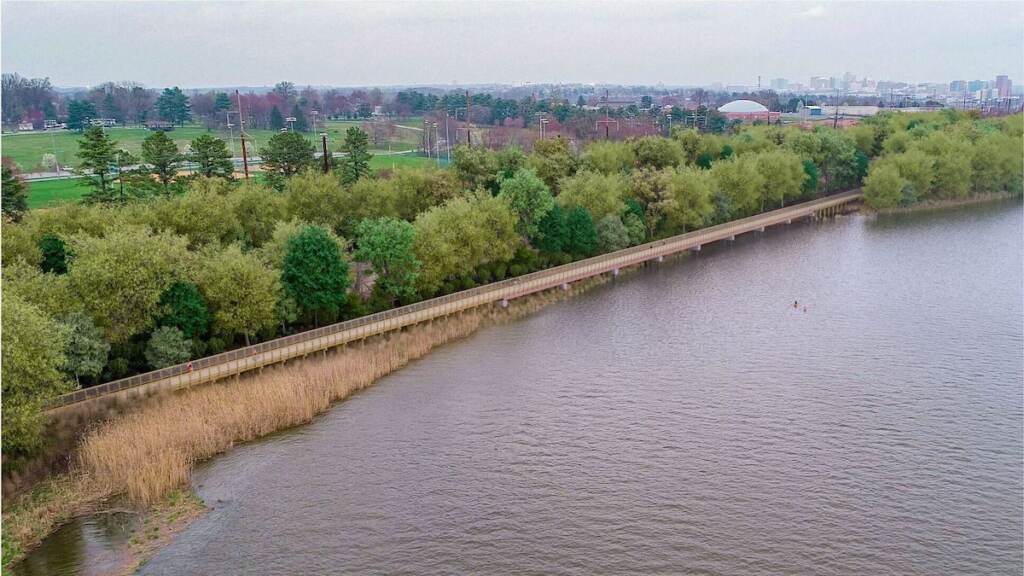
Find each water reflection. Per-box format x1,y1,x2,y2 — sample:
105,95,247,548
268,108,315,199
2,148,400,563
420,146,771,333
13,512,138,576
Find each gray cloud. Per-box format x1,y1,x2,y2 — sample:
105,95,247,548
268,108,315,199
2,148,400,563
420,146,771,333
2,0,1021,88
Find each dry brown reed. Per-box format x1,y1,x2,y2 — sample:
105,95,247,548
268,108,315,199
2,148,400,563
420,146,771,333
77,277,608,507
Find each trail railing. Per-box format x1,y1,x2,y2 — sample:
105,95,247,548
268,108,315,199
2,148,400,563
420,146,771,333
44,191,861,411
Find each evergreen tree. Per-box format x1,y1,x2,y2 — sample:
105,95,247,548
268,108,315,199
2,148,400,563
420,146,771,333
260,131,316,189
156,87,191,125
77,126,119,202
66,99,97,131
140,131,181,193
38,234,68,274
270,105,285,130
213,92,232,112
563,207,597,258
291,103,308,132
281,225,351,325
339,127,372,186
1,166,28,222
157,281,210,339
189,134,234,178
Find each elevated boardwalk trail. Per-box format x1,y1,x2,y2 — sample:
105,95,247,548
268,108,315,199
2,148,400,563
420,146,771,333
45,191,861,416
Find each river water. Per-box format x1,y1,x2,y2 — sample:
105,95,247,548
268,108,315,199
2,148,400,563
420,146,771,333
18,200,1024,575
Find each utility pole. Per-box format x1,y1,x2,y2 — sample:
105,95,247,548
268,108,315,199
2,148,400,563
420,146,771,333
225,111,236,158
465,90,472,146
833,89,840,129
444,111,451,164
321,133,330,173
236,90,250,180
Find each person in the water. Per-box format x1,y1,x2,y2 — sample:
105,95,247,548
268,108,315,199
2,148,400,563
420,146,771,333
793,300,799,309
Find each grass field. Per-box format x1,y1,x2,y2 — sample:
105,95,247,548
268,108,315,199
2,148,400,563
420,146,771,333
25,178,93,209
1,120,423,172
22,152,438,210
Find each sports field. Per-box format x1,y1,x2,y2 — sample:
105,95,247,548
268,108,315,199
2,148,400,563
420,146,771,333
1,120,423,172
24,177,93,209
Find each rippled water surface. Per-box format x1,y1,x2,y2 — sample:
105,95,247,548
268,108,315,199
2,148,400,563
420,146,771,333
31,201,1024,575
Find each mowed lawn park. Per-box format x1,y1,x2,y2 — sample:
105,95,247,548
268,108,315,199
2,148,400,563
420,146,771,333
2,119,424,169
3,118,437,209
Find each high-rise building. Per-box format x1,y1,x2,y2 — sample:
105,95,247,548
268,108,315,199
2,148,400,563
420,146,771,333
810,76,830,91
968,80,986,92
996,75,1012,98
950,80,967,93
770,78,788,91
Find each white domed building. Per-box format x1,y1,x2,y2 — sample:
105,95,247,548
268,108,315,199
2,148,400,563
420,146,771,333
717,99,779,122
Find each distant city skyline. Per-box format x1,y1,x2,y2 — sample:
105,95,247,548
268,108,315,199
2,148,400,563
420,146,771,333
3,1,1021,89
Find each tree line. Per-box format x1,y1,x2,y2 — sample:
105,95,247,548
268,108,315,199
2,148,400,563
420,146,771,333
3,110,1021,459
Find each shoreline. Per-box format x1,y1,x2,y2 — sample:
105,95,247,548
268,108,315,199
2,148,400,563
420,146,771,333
3,273,617,573
866,191,1020,215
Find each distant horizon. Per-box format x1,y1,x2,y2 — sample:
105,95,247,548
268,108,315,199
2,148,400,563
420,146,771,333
17,76,1020,93
3,1,1021,89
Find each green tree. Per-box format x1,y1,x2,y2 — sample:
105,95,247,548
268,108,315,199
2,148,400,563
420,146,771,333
152,186,243,248
497,168,555,241
632,136,683,169
563,207,597,258
390,167,462,219
413,192,520,295
214,92,232,112
157,281,210,339
189,134,234,178
534,203,569,254
595,215,630,253
622,212,646,246
67,226,189,343
156,87,191,125
753,149,805,210
141,130,182,194
557,170,628,221
284,171,353,232
339,127,373,186
528,137,578,192
862,161,907,209
495,146,529,183
196,243,280,345
232,181,288,248
281,225,351,324
709,155,765,219
2,166,28,222
290,103,308,132
801,159,819,196
665,167,713,234
891,149,934,203
66,99,98,131
581,140,635,175
260,131,316,189
2,293,71,457
270,106,285,130
60,311,109,385
354,217,421,304
77,126,118,202
628,168,677,238
260,218,348,268
451,145,498,191
3,259,80,318
145,326,192,369
38,234,68,274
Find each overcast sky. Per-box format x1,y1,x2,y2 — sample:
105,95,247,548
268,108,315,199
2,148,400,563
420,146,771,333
2,1,1021,88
